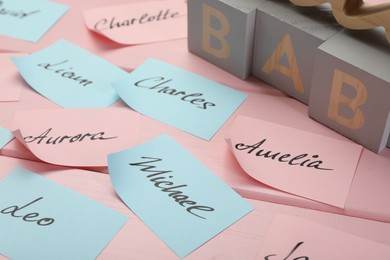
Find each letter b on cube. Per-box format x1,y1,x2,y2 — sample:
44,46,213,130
188,0,260,79
309,29,390,153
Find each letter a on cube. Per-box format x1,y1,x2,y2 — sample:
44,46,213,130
252,1,341,104
309,29,390,153
188,0,261,79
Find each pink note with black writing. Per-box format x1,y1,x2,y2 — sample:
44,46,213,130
11,108,141,167
83,0,187,45
225,116,362,208
257,214,390,260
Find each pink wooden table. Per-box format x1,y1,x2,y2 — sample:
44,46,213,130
1,0,389,258
0,155,389,259
1,38,389,223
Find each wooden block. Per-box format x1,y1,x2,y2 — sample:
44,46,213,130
252,0,341,104
309,28,390,153
289,0,390,44
187,0,261,79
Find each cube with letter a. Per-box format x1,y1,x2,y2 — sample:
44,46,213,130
187,0,261,79
252,0,341,104
309,28,390,153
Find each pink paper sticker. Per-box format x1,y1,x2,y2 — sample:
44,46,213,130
225,116,362,208
0,53,25,102
83,0,187,45
257,214,390,260
12,108,141,167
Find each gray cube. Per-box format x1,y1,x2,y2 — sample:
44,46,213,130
252,0,341,104
309,29,390,153
188,0,261,79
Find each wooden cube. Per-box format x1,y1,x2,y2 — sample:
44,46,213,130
252,0,341,104
187,0,261,79
309,28,390,153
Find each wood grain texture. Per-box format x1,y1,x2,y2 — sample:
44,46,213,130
289,0,390,43
252,0,341,104
308,28,390,153
188,0,260,79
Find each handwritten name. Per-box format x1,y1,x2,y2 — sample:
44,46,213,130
135,77,216,110
24,128,118,145
95,9,183,31
1,197,55,226
265,241,308,260
129,156,215,219
235,139,333,171
0,1,40,19
38,60,93,87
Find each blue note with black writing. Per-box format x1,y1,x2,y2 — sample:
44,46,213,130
0,126,13,149
0,0,68,42
12,39,128,108
113,58,247,140
0,167,128,259
108,134,254,258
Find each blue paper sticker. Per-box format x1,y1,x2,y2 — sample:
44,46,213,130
12,39,128,108
113,58,247,140
0,167,128,259
108,134,253,257
0,0,68,42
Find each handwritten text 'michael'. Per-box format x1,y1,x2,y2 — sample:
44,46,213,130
129,156,215,220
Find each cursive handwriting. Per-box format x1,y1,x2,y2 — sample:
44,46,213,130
0,1,40,19
95,9,184,31
24,128,118,145
1,197,55,226
265,241,309,260
129,156,215,219
135,77,216,110
38,60,93,87
235,139,333,171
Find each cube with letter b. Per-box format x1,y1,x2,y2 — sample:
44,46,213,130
309,29,390,153
252,0,341,104
187,0,262,79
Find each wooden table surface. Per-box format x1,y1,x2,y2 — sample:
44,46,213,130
1,0,389,259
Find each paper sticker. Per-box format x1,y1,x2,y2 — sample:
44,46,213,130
0,126,13,149
0,0,68,42
12,108,141,167
0,167,128,259
0,53,25,102
108,134,253,257
12,39,128,108
257,214,390,260
226,116,362,208
113,58,247,140
83,0,187,45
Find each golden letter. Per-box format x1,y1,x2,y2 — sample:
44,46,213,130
262,34,304,93
202,4,230,59
328,69,367,129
